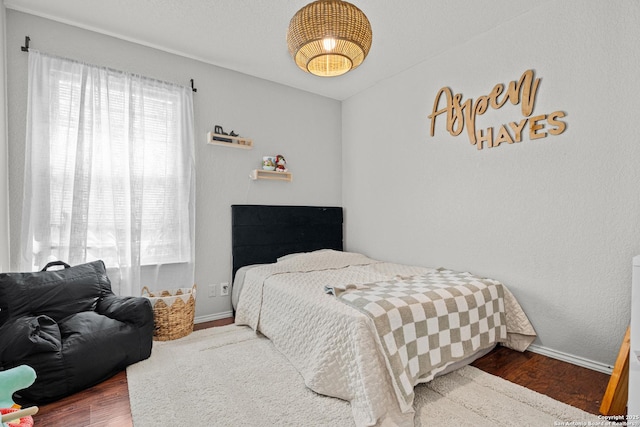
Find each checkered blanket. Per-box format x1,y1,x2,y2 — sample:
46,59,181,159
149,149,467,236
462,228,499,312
330,268,508,410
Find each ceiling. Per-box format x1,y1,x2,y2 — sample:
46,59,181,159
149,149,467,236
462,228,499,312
4,0,538,101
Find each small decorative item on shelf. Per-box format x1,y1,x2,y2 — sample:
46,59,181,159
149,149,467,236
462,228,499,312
207,129,252,148
212,125,239,143
275,155,287,172
252,153,291,181
262,156,276,171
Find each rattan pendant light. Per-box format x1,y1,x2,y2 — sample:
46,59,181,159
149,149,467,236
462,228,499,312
287,0,372,77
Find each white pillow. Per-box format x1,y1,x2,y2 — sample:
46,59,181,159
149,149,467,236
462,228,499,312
276,248,334,262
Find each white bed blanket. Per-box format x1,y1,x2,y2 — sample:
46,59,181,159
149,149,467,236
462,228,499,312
234,250,536,426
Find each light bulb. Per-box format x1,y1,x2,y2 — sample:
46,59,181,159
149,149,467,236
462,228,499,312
322,37,337,51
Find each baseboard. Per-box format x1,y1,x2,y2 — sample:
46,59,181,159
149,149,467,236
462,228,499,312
527,344,613,375
194,311,234,324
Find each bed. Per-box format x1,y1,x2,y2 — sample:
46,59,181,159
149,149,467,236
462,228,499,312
231,205,536,426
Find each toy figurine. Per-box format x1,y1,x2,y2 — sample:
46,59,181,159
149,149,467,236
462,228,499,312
0,365,38,427
275,155,287,172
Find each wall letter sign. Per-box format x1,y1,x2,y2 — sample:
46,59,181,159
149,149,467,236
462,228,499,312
428,69,567,150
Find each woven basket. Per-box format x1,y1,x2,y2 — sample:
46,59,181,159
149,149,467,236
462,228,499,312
141,285,196,341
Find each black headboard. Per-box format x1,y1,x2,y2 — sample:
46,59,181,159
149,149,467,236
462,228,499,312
231,205,343,277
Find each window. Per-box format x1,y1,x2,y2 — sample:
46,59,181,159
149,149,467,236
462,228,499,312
23,51,195,295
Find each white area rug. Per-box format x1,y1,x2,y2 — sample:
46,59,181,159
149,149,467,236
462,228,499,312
127,324,599,426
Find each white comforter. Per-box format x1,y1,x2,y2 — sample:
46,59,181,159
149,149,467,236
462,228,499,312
234,250,536,426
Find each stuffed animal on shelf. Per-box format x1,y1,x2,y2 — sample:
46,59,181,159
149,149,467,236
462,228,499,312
275,155,287,172
0,365,38,427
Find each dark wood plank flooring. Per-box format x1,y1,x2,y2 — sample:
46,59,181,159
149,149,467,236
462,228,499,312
470,345,610,415
31,318,610,426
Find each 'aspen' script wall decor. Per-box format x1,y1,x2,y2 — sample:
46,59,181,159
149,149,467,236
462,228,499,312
428,69,567,150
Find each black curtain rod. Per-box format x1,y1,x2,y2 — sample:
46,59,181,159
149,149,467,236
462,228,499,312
21,36,30,52
20,35,197,94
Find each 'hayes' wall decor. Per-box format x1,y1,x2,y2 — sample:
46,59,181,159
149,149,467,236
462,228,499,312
428,69,567,150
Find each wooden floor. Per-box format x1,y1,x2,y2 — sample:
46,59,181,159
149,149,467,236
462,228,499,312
469,345,610,415
31,318,611,426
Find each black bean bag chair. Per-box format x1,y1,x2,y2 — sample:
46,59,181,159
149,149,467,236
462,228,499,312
0,260,154,404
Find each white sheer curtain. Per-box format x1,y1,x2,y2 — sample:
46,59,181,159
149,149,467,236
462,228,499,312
0,5,10,273
21,50,195,296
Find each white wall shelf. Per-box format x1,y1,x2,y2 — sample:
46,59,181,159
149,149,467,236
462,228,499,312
207,131,253,149
250,169,292,182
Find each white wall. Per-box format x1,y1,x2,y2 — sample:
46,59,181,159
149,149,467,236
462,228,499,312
5,2,638,369
0,3,10,272
5,10,342,319
342,0,640,367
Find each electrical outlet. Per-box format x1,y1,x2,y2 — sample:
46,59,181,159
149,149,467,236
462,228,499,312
220,282,229,296
208,284,217,297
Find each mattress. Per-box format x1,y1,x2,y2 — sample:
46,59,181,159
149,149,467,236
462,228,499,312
234,250,536,426
231,264,261,312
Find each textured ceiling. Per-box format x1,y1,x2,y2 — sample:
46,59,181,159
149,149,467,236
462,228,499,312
4,0,538,100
